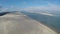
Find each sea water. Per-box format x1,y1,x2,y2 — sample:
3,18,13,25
21,11,60,32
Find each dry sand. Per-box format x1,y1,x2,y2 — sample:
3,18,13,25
0,12,58,34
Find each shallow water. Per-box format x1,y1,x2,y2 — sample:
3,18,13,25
21,11,60,33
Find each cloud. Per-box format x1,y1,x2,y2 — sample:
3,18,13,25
20,2,60,16
22,2,60,12
1,8,9,12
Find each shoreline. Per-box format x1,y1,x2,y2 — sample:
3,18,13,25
0,13,58,34
25,14,59,34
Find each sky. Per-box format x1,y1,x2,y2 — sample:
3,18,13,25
0,0,60,11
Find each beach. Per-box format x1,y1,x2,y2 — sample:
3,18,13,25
0,12,58,34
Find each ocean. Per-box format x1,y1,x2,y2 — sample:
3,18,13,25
21,11,60,33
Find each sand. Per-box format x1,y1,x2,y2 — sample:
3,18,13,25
0,12,58,34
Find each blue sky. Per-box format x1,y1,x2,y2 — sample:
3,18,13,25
0,0,60,11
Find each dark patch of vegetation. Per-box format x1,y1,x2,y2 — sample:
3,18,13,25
0,12,10,16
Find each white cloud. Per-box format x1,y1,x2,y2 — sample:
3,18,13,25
22,3,60,12
20,2,60,16
1,8,8,12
